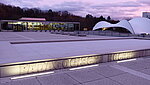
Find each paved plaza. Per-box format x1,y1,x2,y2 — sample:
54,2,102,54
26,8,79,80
1,56,150,85
0,32,150,85
1,32,150,64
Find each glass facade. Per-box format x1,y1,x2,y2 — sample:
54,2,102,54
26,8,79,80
2,21,80,32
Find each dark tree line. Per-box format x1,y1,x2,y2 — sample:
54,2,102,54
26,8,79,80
0,3,119,30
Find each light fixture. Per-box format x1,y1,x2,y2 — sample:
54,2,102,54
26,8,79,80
11,71,54,80
69,64,99,70
117,59,136,63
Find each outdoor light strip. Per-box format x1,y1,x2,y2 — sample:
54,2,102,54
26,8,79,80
11,71,54,80
69,64,99,70
112,50,134,53
117,59,136,63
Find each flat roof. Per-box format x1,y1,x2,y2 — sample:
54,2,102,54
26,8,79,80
19,17,46,21
0,20,80,24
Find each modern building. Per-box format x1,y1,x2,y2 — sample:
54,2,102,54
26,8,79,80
93,17,150,34
0,17,80,31
142,12,150,18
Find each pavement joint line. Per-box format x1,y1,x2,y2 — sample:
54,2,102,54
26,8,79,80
35,76,43,85
14,33,34,40
111,65,150,80
107,77,124,85
79,77,106,84
65,73,82,84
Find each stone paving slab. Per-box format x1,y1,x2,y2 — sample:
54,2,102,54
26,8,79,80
11,77,40,85
1,77,40,85
110,73,150,85
139,68,150,75
37,73,79,85
66,68,105,83
82,78,121,85
118,59,150,71
93,65,126,77
0,82,11,85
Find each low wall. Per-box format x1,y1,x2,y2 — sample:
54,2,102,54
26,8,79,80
76,31,133,37
1,49,150,78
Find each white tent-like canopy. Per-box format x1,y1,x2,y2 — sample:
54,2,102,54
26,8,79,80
93,17,150,34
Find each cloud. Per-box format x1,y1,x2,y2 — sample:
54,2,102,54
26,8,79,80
0,0,40,8
49,1,88,12
0,0,148,19
92,1,141,8
138,0,150,6
88,1,143,18
48,1,141,18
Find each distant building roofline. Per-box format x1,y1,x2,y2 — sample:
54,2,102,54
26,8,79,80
0,20,80,24
19,17,46,21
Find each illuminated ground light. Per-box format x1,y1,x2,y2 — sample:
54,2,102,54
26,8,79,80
69,64,99,70
11,71,54,80
117,59,136,63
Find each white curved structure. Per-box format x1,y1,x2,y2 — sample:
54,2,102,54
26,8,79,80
116,20,134,34
93,17,150,34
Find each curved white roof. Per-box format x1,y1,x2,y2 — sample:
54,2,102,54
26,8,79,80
129,18,150,34
93,17,150,34
116,20,134,34
93,21,112,29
